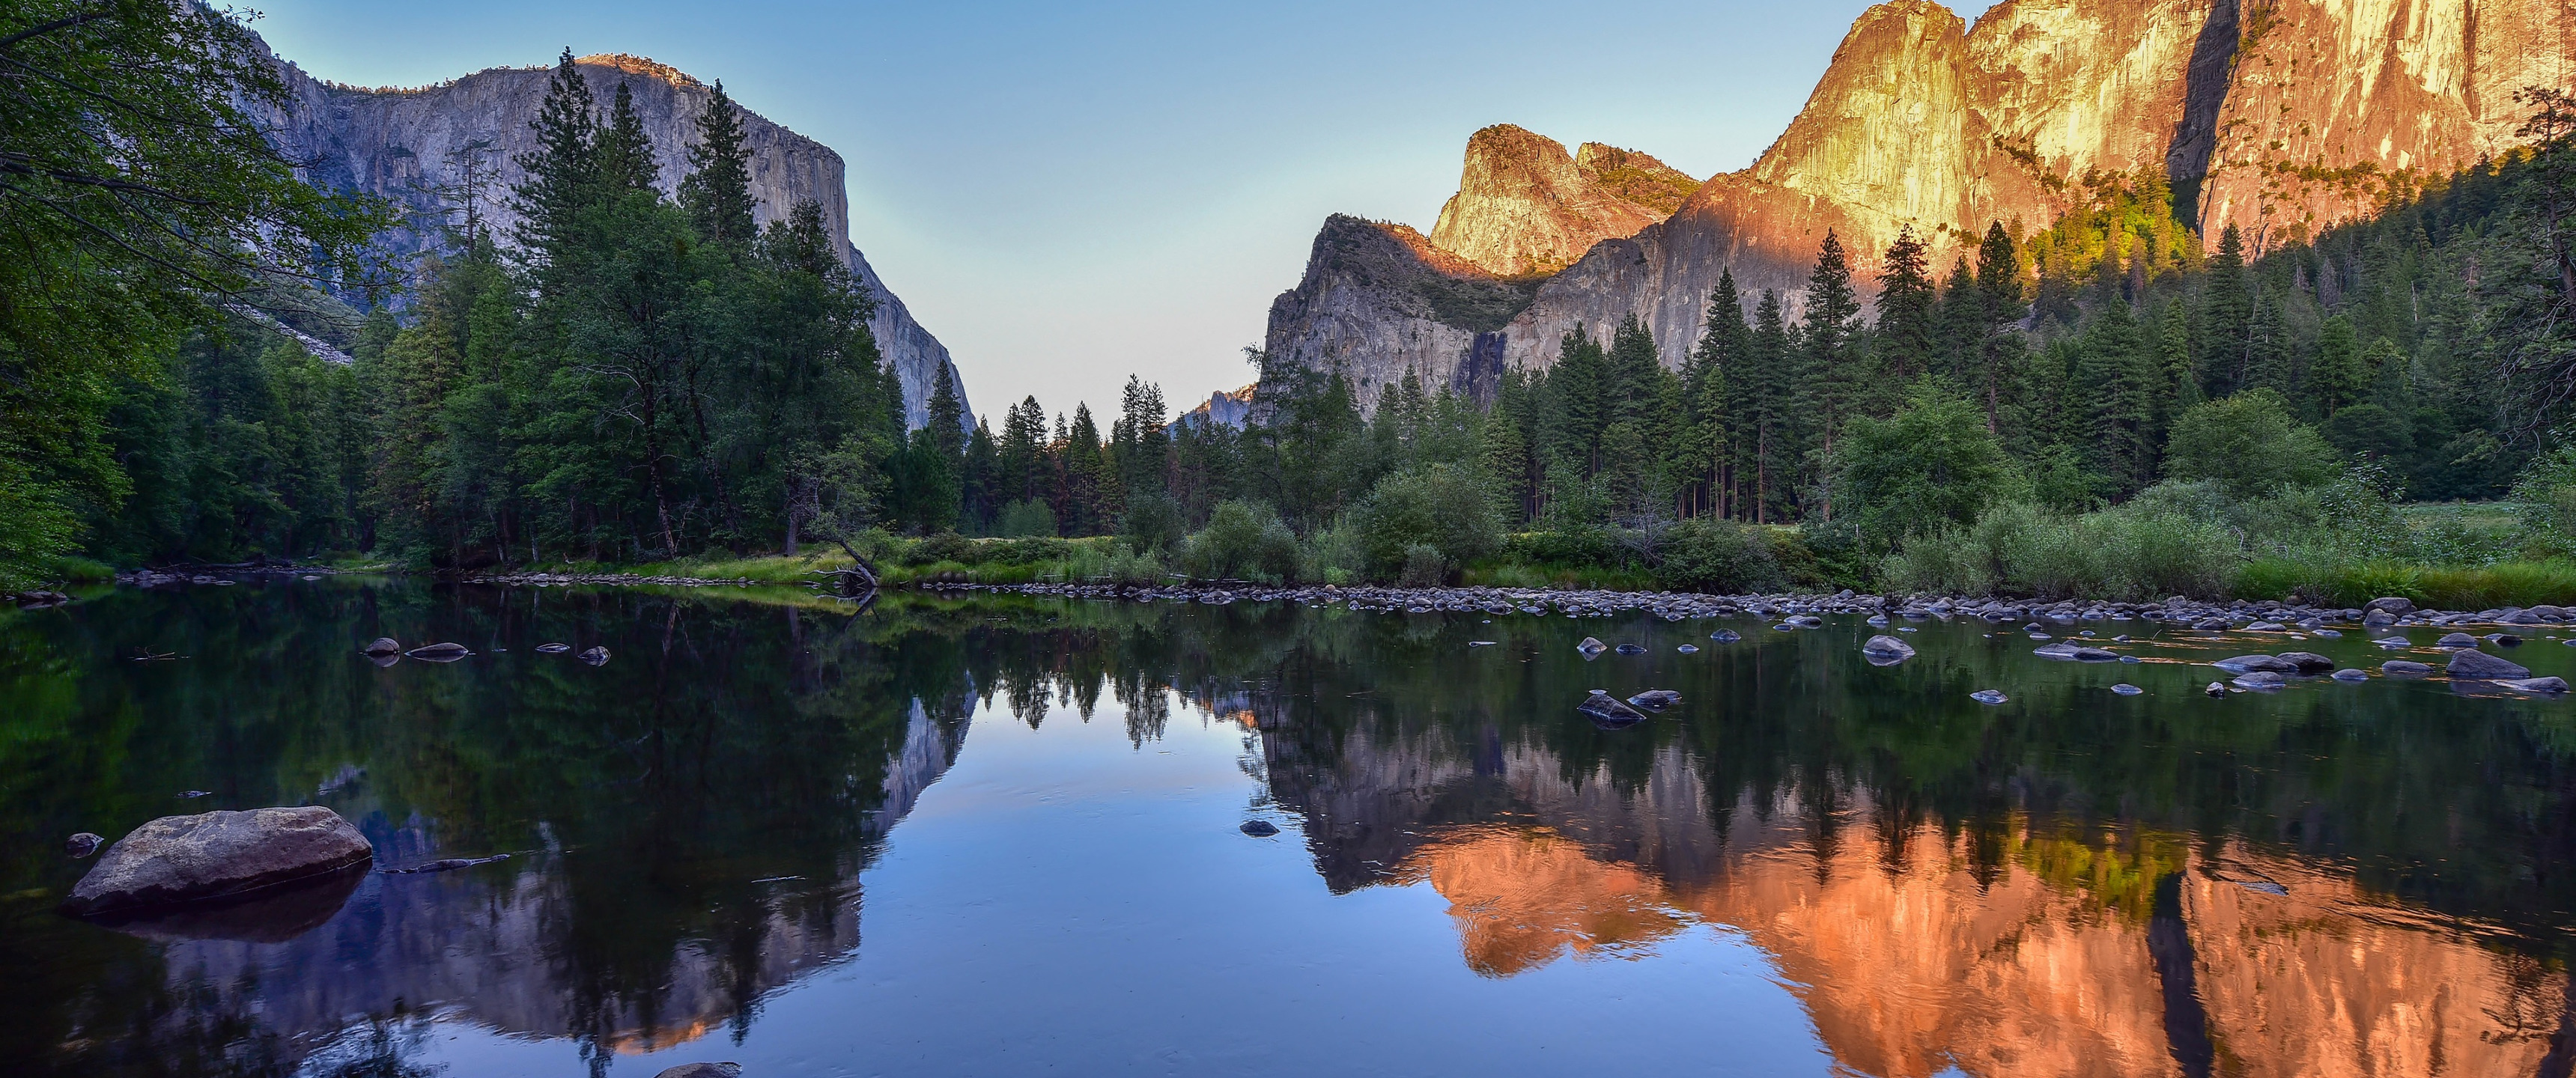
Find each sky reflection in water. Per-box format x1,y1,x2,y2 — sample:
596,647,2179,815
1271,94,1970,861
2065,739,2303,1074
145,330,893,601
4,580,2572,1077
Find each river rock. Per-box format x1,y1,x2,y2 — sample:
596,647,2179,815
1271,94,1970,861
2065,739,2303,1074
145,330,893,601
535,642,572,654
2447,649,2532,680
1862,636,1915,663
65,832,102,857
406,642,470,661
1613,643,1647,654
1579,690,1649,728
1969,689,2008,705
60,807,373,918
2331,669,2370,681
2366,597,2416,615
1239,820,1280,837
2373,636,2411,648
2275,652,2335,674
1576,636,1608,658
2214,655,2297,674
2383,660,2434,677
2232,672,2287,690
2111,683,2142,695
578,646,610,666
1675,644,1699,654
654,1065,742,1078
361,637,401,657
1627,689,1682,710
2204,681,2229,697
2435,632,2480,648
2495,677,2571,694
1707,630,1740,644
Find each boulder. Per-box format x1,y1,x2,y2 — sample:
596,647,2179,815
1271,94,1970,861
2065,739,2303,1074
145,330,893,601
1707,630,1740,644
578,646,610,666
2366,597,2416,615
61,807,373,918
1239,820,1280,837
654,1065,743,1078
2446,649,2533,680
2231,672,2288,690
361,637,401,657
64,832,102,858
1613,643,1647,655
1576,636,1608,658
1579,691,1649,729
535,642,572,654
2330,669,2369,682
2214,655,2297,674
1862,636,1915,663
2436,633,2480,648
2496,677,2572,695
1626,689,1681,710
2274,652,2335,674
2382,660,2434,677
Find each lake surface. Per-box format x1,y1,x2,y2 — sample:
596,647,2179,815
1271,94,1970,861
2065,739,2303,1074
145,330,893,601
6,580,2575,1077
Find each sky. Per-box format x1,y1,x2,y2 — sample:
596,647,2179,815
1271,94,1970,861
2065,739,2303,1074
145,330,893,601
249,0,1997,419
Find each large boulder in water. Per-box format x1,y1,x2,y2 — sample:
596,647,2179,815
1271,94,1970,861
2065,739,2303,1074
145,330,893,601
2446,649,2532,680
654,1065,742,1078
59,807,373,918
1861,636,1915,664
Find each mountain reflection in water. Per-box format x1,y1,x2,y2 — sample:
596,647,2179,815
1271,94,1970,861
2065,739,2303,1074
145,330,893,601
4,581,2573,1077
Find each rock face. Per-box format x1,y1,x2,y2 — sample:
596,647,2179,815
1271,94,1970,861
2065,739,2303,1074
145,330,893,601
1427,125,1700,278
260,50,968,429
61,807,374,917
1268,0,2576,386
1175,385,1257,430
1262,215,1537,407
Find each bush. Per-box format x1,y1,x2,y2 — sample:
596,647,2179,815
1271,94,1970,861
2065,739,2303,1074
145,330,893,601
1299,521,1364,583
1119,493,1186,555
1882,500,2238,600
1181,500,1301,583
904,532,976,567
1507,527,1623,567
2163,390,2339,497
1652,519,1786,594
996,499,1057,538
1832,386,2014,549
1397,543,1448,586
1349,464,1501,581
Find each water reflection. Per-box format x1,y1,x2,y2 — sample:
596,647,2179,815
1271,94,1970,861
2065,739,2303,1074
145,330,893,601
4,583,2574,1077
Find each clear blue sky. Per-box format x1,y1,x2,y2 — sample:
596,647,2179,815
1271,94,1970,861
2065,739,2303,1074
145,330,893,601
250,0,1996,418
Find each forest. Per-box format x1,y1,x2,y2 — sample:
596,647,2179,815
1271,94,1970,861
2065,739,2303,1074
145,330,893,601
7,0,2576,604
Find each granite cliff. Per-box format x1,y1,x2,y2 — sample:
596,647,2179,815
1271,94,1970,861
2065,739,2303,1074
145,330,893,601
263,50,968,428
1268,0,2576,392
1427,125,1700,278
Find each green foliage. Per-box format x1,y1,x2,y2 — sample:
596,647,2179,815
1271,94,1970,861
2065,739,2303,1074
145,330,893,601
1882,501,2239,600
1180,500,1300,583
2162,390,2339,497
1832,386,2015,550
1349,464,1502,581
1119,493,1186,555
1651,519,1786,594
997,499,1058,539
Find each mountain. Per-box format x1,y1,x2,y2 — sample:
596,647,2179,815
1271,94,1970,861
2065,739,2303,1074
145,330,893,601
261,51,968,429
1427,125,1700,278
1266,0,2576,392
1176,385,1258,430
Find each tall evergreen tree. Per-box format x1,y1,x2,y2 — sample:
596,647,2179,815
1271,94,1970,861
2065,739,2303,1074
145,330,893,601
679,80,759,249
1875,226,1937,381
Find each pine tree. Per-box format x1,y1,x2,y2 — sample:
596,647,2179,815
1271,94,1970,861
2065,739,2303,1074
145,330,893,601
1971,222,2026,433
1801,231,1866,517
595,82,660,197
679,80,758,249
2202,223,2253,396
512,49,598,266
1875,226,1936,380
1688,274,1749,517
1747,291,1793,523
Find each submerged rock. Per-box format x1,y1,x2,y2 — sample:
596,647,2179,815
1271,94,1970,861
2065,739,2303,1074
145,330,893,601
65,832,102,858
2495,677,2570,695
2111,683,2143,695
1579,690,1650,728
1675,644,1699,654
1238,820,1280,837
2331,669,2370,682
1576,636,1609,658
1707,630,1741,644
2446,649,2532,680
1613,643,1647,655
2436,632,2480,648
2232,672,2288,690
405,642,470,662
654,1064,743,1078
2383,660,2434,677
1468,641,1497,648
2205,682,2229,697
380,853,509,874
535,642,572,654
1862,636,1915,663
2214,654,2297,674
1627,689,1681,710
1969,689,2008,705
361,637,401,657
578,646,610,666
60,807,373,918
2373,636,2411,648
2275,652,2335,674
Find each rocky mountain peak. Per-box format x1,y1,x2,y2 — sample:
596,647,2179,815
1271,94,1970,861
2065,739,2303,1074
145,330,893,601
1427,124,1700,278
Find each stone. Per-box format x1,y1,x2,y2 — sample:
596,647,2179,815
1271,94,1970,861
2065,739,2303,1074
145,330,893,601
2274,652,2335,674
405,642,470,661
1576,636,1608,658
65,832,102,858
579,646,611,666
1675,644,1699,654
535,642,572,654
1627,689,1682,710
2496,677,2571,694
361,637,401,657
2447,649,2533,680
2383,660,2434,677
2373,636,2411,648
60,807,373,918
2111,683,2142,695
2331,669,2369,682
1707,630,1740,644
654,1065,743,1078
1239,820,1280,837
1613,643,1647,655
2231,672,2287,690
380,854,509,874
1579,690,1650,729
1969,689,2008,705
1862,635,1916,663
2436,633,2480,648
2366,597,2416,615
2205,682,2230,697
2214,654,2297,674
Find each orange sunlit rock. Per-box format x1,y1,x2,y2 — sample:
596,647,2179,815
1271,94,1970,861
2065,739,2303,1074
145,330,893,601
1399,826,1689,978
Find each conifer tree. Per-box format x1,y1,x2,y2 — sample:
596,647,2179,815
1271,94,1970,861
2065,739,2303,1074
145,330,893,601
512,49,599,267
2202,224,2253,396
1874,227,1936,380
680,80,759,249
1801,231,1865,515
595,82,660,196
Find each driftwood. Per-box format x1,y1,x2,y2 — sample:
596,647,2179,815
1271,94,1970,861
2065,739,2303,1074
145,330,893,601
807,532,881,598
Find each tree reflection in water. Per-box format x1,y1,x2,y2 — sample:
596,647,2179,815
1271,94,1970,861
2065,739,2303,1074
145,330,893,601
1,582,2572,1077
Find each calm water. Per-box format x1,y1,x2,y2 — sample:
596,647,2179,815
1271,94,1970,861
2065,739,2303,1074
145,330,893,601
5,580,2575,1077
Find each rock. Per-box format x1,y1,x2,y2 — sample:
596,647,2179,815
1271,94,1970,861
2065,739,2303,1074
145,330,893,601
1786,615,1823,628
1707,630,1740,644
535,642,572,654
361,637,401,657
1579,690,1650,728
2214,655,2297,674
2205,681,2230,697
1238,820,1280,837
2331,669,2369,681
2245,621,2287,632
653,1065,743,1078
2373,636,2411,648
2488,633,2525,647
1969,689,2008,705
1576,636,1608,658
2447,649,2533,680
2366,597,2416,615
65,832,102,858
2362,611,2396,627
1861,635,1915,663
1626,689,1681,710
2436,632,2480,648
60,807,374,918
2496,677,2571,694
405,642,471,661
2274,652,2335,674
1613,643,1647,655
380,854,509,874
2111,683,2142,695
2383,660,2434,677
2232,672,2288,690
1675,644,1699,654
1468,641,1497,648
578,646,610,666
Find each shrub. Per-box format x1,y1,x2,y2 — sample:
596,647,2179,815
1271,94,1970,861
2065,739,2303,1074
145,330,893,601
1182,500,1300,583
1882,500,2238,600
1507,527,1623,567
904,532,976,567
1119,493,1185,555
1299,522,1364,583
996,499,1057,538
1397,543,1448,586
1349,464,1501,581
2163,389,2339,497
1653,519,1786,594
1832,386,2014,550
